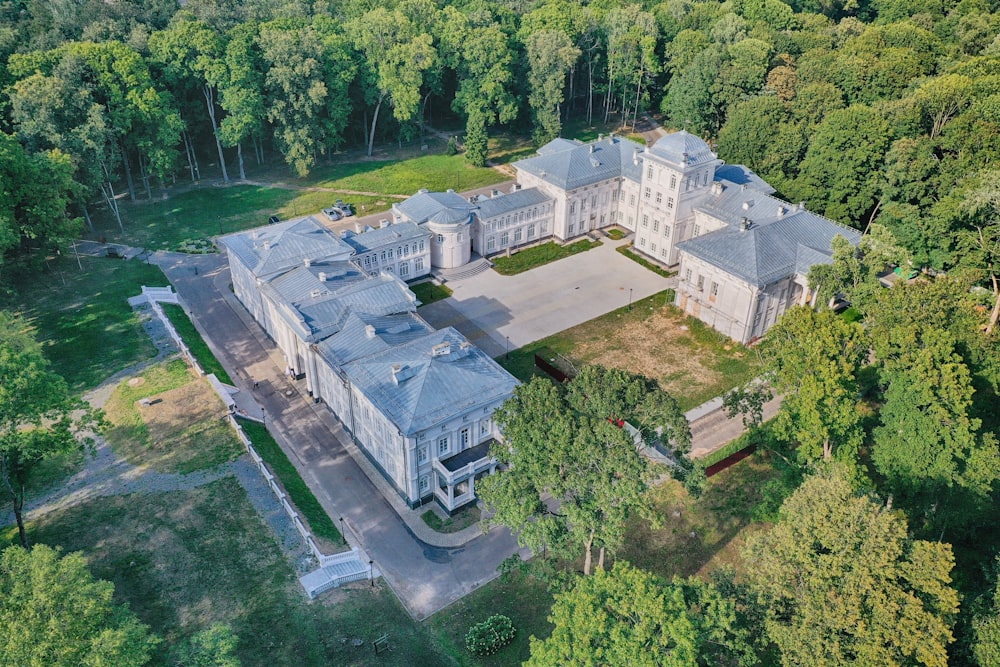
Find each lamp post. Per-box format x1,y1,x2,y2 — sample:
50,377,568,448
505,335,509,360
339,516,345,545
369,560,374,587
628,288,633,311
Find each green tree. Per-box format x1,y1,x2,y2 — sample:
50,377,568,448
349,7,436,157
956,169,1000,333
526,30,580,144
218,22,266,179
790,104,892,225
973,563,1000,667
807,224,909,313
0,311,101,547
478,374,656,574
661,46,725,135
0,544,157,666
758,306,866,464
440,6,518,166
526,562,699,667
742,465,959,667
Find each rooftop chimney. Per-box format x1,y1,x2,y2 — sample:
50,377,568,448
431,341,451,357
741,201,751,211
777,205,787,217
318,272,326,282
633,149,640,166
391,363,418,384
304,258,311,267
365,324,376,338
682,152,689,164
589,144,595,153
799,201,806,211
711,182,723,195
739,217,751,232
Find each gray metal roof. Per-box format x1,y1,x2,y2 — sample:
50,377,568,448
343,221,431,254
264,269,417,341
314,311,434,367
515,135,644,190
343,327,519,436
395,190,476,227
647,131,717,168
474,188,551,219
715,164,776,194
678,184,861,287
219,216,355,279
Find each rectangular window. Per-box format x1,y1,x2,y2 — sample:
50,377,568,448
514,228,523,242
644,187,651,200
693,224,701,236
436,234,443,243
629,194,636,206
639,237,646,247
388,248,393,259
528,223,535,237
651,243,657,253
437,436,449,456
419,475,429,492
642,215,649,228
570,201,576,214
670,174,677,188
381,251,387,262
647,165,653,179
501,231,509,247
415,258,424,271
710,282,719,299
480,420,491,435
684,268,692,282
487,237,495,251
660,247,667,258
667,197,674,210
591,195,597,208
655,191,663,205
653,219,659,232
568,223,575,234
461,428,470,449
419,240,425,251
400,263,409,277
418,446,428,463
697,275,705,291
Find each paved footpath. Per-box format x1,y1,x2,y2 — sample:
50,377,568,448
151,251,528,620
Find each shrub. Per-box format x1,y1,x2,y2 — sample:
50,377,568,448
465,614,516,656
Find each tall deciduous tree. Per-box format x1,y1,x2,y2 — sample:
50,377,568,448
525,30,580,144
956,169,1000,333
479,370,665,574
742,465,959,667
526,562,699,667
758,306,866,464
0,544,157,666
350,8,436,157
0,311,101,547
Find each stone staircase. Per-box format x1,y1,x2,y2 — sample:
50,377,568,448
432,257,494,282
299,549,372,598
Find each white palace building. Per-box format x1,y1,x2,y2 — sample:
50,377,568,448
221,130,858,511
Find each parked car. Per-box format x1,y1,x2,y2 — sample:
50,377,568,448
322,206,342,221
268,215,280,224
335,199,354,216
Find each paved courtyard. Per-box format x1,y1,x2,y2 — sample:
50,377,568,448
420,236,675,357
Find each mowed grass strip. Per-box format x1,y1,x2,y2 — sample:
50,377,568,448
3,256,168,392
6,478,452,667
160,303,232,384
491,239,602,276
103,359,243,474
237,419,342,546
615,244,676,278
309,153,502,195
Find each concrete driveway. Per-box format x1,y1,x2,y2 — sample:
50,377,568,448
420,237,675,357
151,251,527,620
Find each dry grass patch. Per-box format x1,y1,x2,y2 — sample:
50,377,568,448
104,359,243,473
505,293,761,411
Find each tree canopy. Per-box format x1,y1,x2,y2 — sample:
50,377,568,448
0,544,158,667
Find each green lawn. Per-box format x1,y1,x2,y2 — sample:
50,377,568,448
491,240,602,276
160,303,232,383
421,505,481,534
412,281,453,306
308,153,502,195
4,478,452,667
89,153,503,251
616,244,676,278
498,290,760,411
102,359,243,474
1,256,168,392
237,419,343,547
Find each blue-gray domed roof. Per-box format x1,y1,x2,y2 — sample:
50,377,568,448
428,206,473,226
649,131,716,167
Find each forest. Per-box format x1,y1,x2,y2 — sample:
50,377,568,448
2,0,1000,665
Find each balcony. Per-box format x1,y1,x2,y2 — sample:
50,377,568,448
432,440,497,513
